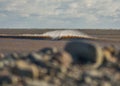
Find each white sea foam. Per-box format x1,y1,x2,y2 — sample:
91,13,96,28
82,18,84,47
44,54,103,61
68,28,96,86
41,30,92,39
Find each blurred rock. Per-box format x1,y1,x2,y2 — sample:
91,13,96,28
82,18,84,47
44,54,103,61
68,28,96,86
53,51,72,69
11,52,20,60
65,41,103,64
28,52,43,61
11,60,39,79
0,53,5,59
0,70,13,85
26,79,54,86
39,47,58,55
103,45,116,56
116,50,120,60
0,45,119,86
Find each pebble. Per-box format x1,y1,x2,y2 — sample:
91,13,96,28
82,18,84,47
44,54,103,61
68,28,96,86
0,46,119,86
0,53,5,59
11,60,39,79
102,82,112,86
11,52,20,60
28,52,43,61
38,47,58,56
26,80,54,86
54,51,72,68
83,70,103,78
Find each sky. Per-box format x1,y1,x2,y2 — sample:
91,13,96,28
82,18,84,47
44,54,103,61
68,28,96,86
0,0,120,29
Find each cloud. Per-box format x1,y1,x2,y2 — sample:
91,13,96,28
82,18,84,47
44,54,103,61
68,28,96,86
0,0,120,28
1,0,120,17
1,0,64,17
65,0,120,22
0,13,6,17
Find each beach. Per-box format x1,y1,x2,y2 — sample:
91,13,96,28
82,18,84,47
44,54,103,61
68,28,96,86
0,29,120,86
0,29,120,53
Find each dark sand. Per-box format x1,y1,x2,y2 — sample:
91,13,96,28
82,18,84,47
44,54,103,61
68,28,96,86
0,37,120,54
0,29,120,53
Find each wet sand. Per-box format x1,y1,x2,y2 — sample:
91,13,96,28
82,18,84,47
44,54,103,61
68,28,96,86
0,38,120,54
0,29,120,53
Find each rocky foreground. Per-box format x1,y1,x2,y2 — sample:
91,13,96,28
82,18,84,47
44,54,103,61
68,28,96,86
0,41,120,86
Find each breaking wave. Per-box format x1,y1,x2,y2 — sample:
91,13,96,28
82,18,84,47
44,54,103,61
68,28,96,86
41,30,92,39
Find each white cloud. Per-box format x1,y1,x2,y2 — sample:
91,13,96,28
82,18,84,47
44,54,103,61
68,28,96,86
3,0,62,17
94,0,120,17
0,13,6,17
0,0,120,25
66,0,120,23
84,0,97,7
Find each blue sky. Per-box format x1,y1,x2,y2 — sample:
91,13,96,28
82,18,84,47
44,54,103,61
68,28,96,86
0,0,120,29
